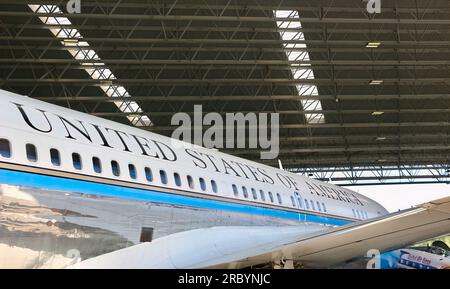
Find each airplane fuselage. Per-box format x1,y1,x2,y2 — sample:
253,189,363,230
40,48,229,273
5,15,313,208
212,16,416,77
380,247,450,269
0,89,388,268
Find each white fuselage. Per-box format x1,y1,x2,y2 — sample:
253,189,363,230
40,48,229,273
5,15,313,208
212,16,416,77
0,89,388,268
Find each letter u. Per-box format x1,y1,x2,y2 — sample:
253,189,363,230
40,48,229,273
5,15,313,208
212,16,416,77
12,102,52,133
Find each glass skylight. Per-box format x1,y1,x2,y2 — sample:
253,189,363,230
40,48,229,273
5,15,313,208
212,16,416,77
29,4,152,126
275,10,325,124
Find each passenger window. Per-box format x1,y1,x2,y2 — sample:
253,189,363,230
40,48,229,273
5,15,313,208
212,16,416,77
50,148,60,166
276,193,282,204
199,178,206,191
72,153,82,170
26,144,37,162
160,170,167,184
174,172,181,186
0,139,11,158
251,188,257,200
291,196,296,207
129,164,137,179
259,190,266,201
316,201,321,212
295,193,303,208
92,157,102,173
322,202,327,212
304,199,310,210
352,209,356,218
173,173,181,187
242,187,248,198
145,167,153,182
187,175,194,189
111,160,120,176
310,200,315,210
356,210,361,219
365,211,369,219
232,184,239,197
211,180,218,193
268,192,274,203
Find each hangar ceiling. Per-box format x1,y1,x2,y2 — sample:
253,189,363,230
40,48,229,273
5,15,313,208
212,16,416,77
0,0,450,185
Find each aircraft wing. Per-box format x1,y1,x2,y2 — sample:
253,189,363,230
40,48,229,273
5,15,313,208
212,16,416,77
69,196,450,269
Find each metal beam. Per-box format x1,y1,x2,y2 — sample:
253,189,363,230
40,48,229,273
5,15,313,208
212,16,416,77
2,23,450,37
2,11,450,25
2,58,450,67
1,45,449,54
136,122,450,131
258,156,449,167
34,94,450,102
5,0,450,15
3,78,450,85
2,36,450,47
87,108,450,116
226,145,450,154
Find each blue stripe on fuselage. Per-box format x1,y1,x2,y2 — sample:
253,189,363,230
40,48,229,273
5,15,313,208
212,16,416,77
0,168,350,226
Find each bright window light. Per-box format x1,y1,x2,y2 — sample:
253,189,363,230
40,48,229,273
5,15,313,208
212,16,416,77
29,4,152,127
275,10,324,124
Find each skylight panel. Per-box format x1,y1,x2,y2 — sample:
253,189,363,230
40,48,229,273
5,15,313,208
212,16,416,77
275,10,325,124
29,4,152,127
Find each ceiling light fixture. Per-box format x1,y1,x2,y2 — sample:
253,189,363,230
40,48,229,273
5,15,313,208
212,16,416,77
366,41,381,48
369,80,384,85
62,38,79,46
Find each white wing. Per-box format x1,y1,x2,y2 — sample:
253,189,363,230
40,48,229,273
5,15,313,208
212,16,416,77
69,196,450,269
